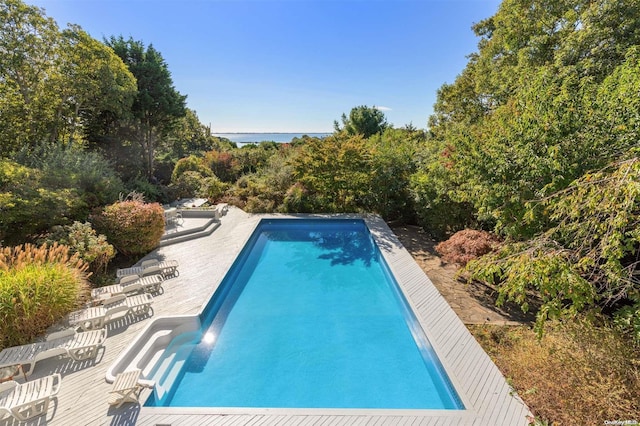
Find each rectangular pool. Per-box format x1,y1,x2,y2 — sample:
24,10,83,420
146,219,462,409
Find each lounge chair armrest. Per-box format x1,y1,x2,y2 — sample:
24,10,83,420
139,379,155,389
140,259,160,268
119,275,140,285
0,381,18,393
102,294,127,307
46,328,75,341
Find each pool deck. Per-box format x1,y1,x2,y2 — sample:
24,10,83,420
0,208,531,426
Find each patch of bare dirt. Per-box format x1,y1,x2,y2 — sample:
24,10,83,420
391,224,535,325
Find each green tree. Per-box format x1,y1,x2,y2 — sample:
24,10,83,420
0,0,63,150
0,0,136,152
291,134,372,212
171,155,213,182
106,36,187,179
13,142,124,213
365,128,420,221
57,25,136,142
466,158,640,339
423,0,640,237
334,105,389,138
166,109,215,159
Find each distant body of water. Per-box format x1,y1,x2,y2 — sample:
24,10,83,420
213,133,331,144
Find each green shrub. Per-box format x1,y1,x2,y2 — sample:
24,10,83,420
13,142,124,212
171,155,212,182
43,222,115,275
0,243,89,349
226,175,277,213
203,150,239,182
125,176,168,203
466,158,640,336
198,176,228,202
92,200,165,257
283,182,312,212
0,159,82,244
410,155,478,239
168,170,204,199
614,302,640,345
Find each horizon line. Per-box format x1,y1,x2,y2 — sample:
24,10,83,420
212,131,333,134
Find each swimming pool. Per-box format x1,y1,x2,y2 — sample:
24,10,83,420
145,219,463,409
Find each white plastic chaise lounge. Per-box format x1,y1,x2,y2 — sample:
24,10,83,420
108,369,154,408
0,329,106,377
69,293,154,331
91,274,164,300
116,258,179,279
0,373,61,422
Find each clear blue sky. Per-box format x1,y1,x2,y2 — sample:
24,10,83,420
29,0,501,133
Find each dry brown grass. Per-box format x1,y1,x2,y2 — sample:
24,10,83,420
468,319,640,425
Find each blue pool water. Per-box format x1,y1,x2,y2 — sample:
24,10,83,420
146,219,462,409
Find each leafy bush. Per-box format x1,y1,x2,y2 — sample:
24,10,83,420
227,175,275,213
43,222,115,275
0,159,81,244
409,142,478,238
203,150,239,182
91,200,165,257
226,149,297,213
435,229,501,266
0,243,89,349
283,182,312,212
198,176,229,202
125,176,168,203
171,155,212,182
364,129,419,221
290,134,371,213
466,158,640,337
13,142,124,212
233,143,280,176
614,302,640,344
168,170,204,199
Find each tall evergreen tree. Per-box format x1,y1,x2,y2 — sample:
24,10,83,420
105,36,187,179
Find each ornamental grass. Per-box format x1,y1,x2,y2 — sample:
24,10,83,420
0,243,89,350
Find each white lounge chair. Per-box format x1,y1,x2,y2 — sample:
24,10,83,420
0,364,26,383
217,203,228,216
0,329,105,376
0,373,61,421
116,259,179,279
91,274,164,300
163,208,183,226
69,293,154,331
107,369,154,408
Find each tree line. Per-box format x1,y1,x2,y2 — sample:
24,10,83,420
418,0,640,340
0,0,229,243
1,0,639,341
